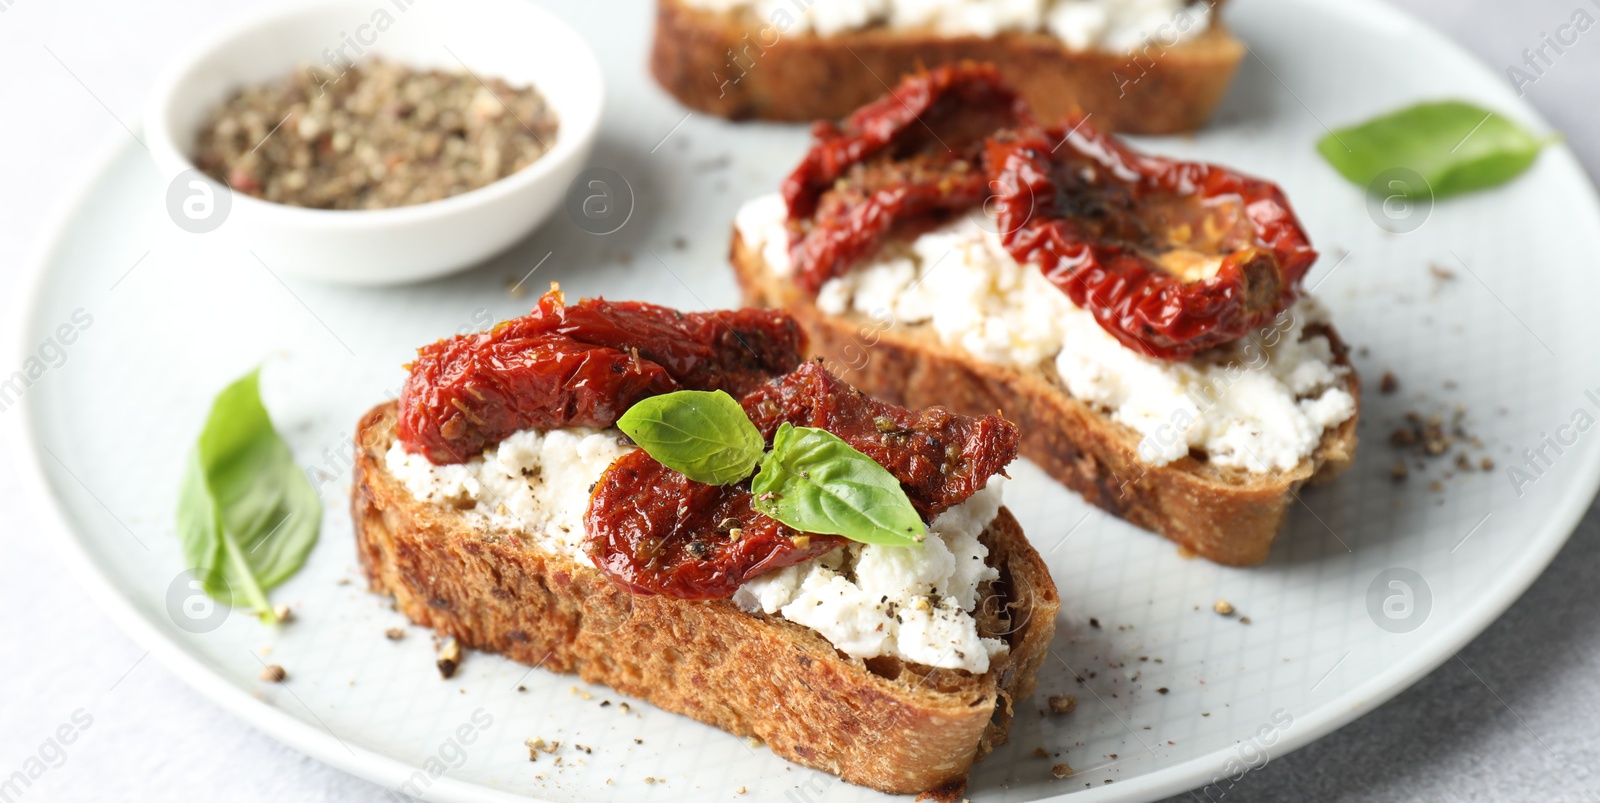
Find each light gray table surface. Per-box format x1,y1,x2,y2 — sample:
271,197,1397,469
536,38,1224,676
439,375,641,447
1,1,1595,800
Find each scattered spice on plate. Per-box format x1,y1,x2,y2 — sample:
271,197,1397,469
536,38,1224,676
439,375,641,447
436,636,462,679
525,737,560,761
1379,371,1398,394
195,58,559,210
1212,599,1236,616
260,664,287,683
1389,426,1418,448
1047,695,1078,715
1050,763,1074,779
385,627,406,640
1421,414,1453,455
1388,405,1493,490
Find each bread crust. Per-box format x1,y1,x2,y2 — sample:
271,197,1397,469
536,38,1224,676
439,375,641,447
649,0,1244,134
352,402,1060,795
730,231,1360,567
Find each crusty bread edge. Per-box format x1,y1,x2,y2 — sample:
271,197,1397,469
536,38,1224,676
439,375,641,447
649,0,1245,134
730,230,1360,567
352,402,1060,795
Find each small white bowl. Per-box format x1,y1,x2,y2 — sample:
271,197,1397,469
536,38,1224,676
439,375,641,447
143,0,603,285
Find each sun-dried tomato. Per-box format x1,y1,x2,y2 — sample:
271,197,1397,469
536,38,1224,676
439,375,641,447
583,450,848,600
789,155,988,293
781,63,1026,292
781,62,1025,220
584,361,1019,599
778,63,1319,361
739,361,1018,519
988,120,1317,360
398,289,804,463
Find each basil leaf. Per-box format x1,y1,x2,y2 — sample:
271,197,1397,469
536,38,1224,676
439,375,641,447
176,368,321,623
1317,101,1552,199
617,390,765,485
750,423,924,546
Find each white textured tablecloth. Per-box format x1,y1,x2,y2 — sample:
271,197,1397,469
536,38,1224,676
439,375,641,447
1,1,1595,800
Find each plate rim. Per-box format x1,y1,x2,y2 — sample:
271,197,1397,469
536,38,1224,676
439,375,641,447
10,1,1600,800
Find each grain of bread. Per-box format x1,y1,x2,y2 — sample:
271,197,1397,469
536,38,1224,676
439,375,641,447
649,0,1245,133
352,402,1060,795
730,231,1361,567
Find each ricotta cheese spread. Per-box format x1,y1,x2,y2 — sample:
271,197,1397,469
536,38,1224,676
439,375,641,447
387,427,636,567
680,0,1213,52
387,427,1009,673
736,194,1357,473
733,479,1010,672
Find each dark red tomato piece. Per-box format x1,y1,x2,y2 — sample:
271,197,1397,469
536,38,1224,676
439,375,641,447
739,361,1019,519
781,62,1027,221
781,64,1028,292
400,332,676,465
398,288,804,464
585,361,1019,599
789,154,988,293
583,450,846,600
777,64,1319,361
988,119,1317,361
492,290,807,396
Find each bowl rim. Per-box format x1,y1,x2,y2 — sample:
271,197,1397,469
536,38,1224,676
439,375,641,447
140,0,605,230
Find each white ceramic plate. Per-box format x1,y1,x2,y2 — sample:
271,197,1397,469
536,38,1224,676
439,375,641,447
11,1,1600,801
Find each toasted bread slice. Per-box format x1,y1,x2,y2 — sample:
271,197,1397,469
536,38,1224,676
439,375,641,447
649,0,1244,134
730,232,1360,567
352,402,1060,795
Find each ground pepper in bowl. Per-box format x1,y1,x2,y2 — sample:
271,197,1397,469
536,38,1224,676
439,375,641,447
194,58,559,210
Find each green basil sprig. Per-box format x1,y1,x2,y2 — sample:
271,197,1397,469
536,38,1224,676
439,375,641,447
617,391,924,546
1317,101,1554,199
750,423,924,546
617,390,764,485
176,369,321,623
